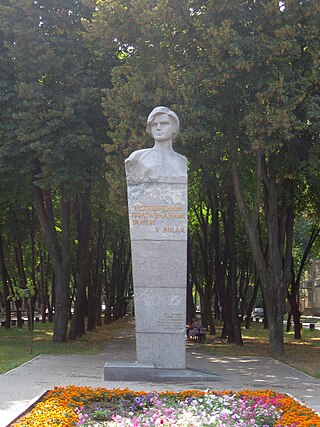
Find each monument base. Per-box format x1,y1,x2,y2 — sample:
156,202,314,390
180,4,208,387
104,362,155,381
104,361,219,382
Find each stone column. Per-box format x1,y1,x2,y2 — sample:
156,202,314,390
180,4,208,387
127,176,187,369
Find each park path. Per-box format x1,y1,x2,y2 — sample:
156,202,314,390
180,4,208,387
1,318,319,426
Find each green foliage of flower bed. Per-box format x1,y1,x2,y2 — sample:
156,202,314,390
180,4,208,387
79,392,282,426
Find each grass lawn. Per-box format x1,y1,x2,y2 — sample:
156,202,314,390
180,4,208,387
205,320,320,378
0,317,128,374
1,316,319,378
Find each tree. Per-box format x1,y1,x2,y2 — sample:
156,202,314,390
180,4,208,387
88,0,319,356
226,0,319,354
0,0,112,341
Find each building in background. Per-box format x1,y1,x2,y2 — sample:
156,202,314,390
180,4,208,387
301,259,320,316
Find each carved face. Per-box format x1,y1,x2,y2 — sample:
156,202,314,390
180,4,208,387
151,113,174,142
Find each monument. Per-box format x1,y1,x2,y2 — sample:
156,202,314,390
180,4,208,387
125,106,187,370
104,107,215,380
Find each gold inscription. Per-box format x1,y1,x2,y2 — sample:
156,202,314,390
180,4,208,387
132,219,155,226
163,227,185,233
133,205,183,212
130,205,186,228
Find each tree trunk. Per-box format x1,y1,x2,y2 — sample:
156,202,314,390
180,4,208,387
192,196,216,334
225,180,243,345
103,248,113,324
48,270,55,323
55,198,70,342
39,249,48,323
87,273,97,331
238,258,253,322
245,276,259,329
70,191,91,338
187,240,196,323
13,237,28,328
108,237,131,321
29,208,38,330
0,236,12,328
287,291,301,338
188,239,215,334
93,218,105,327
15,298,23,327
34,186,70,342
212,191,226,323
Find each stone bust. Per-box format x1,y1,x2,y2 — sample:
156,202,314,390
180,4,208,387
125,106,187,184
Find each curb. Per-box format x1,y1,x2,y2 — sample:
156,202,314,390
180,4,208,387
4,390,48,427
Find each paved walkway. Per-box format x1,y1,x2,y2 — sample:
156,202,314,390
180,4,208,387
1,320,320,426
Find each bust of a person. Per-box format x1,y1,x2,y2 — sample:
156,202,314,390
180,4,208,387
125,106,187,184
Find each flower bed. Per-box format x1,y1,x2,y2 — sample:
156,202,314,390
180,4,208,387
12,386,320,427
